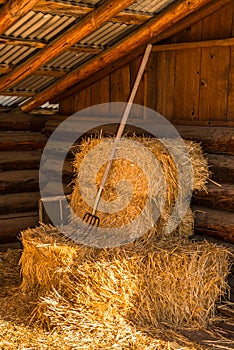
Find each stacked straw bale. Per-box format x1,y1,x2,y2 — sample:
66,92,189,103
70,137,208,239
17,136,232,347
19,226,231,335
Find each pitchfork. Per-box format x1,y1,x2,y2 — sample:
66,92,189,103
83,44,152,228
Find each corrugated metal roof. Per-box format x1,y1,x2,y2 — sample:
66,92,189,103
0,0,179,110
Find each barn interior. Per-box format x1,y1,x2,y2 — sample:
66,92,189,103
0,0,233,349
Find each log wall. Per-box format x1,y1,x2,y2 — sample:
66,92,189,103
0,113,47,242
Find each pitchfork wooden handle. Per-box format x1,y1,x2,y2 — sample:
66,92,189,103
92,44,152,215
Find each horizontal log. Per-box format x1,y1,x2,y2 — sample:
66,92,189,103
207,154,234,183
193,183,234,212
176,126,234,155
0,170,39,194
193,205,234,243
41,158,73,181
0,113,47,131
0,132,47,151
0,192,40,214
41,180,73,197
0,211,38,243
44,119,234,154
0,151,41,171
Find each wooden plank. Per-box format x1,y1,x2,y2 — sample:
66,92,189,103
0,132,47,151
110,65,130,102
0,211,38,243
50,0,232,104
199,47,230,121
0,113,47,131
146,51,157,111
174,120,234,127
0,151,41,171
193,205,234,243
0,192,40,214
0,0,136,92
152,38,234,51
20,0,217,112
207,154,234,183
227,46,234,121
155,51,175,120
130,56,146,108
176,126,234,154
202,2,234,40
75,86,91,112
33,0,152,25
0,0,39,36
0,170,39,194
174,49,200,121
172,18,203,43
193,182,234,212
90,76,110,109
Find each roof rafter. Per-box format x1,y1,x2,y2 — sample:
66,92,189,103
33,1,152,25
50,0,232,103
0,0,40,35
0,0,136,92
20,0,221,112
0,64,67,77
0,0,152,25
0,36,104,53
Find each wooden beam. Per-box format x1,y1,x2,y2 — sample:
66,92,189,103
152,37,234,51
19,0,225,112
0,90,34,97
0,0,39,36
0,211,38,243
52,0,232,103
207,154,234,184
0,151,42,171
0,63,67,77
0,36,104,54
33,1,152,25
193,182,234,212
193,205,234,243
0,192,40,215
0,113,47,131
0,132,47,151
0,0,136,92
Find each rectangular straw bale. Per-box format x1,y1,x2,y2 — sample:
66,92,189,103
70,136,208,239
19,225,231,332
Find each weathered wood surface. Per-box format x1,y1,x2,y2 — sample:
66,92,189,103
0,113,47,131
0,151,42,171
0,0,136,92
20,0,217,112
208,154,234,183
0,211,38,243
176,126,234,154
0,192,40,215
0,132,47,151
54,0,232,105
0,0,39,36
0,170,39,194
193,205,234,243
193,182,234,212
